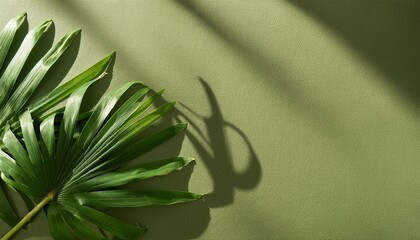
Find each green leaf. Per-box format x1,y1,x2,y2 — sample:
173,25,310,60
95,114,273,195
62,201,146,240
47,203,73,240
1,173,33,199
83,88,152,157
0,18,52,110
39,114,56,190
0,149,28,183
74,157,194,192
0,184,19,227
109,124,188,166
116,101,176,145
84,101,176,170
56,81,94,161
54,81,97,189
74,81,142,151
40,114,56,161
29,52,115,117
60,207,108,240
0,12,26,69
2,127,41,191
66,88,151,181
0,27,79,127
124,89,165,125
75,190,202,208
19,111,42,172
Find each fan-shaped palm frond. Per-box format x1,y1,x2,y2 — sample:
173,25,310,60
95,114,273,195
0,13,114,228
0,13,200,239
0,81,201,239
0,80,201,239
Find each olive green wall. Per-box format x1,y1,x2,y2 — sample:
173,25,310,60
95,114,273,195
1,0,419,239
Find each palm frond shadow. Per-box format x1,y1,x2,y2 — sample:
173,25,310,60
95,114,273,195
158,78,262,207
177,78,261,208
110,77,261,239
46,2,261,207
53,1,155,85
287,0,420,105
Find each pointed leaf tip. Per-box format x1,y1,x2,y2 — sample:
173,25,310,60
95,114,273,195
169,101,176,108
103,51,116,66
13,12,27,28
177,122,188,130
41,19,53,31
183,157,196,165
68,28,82,38
17,12,27,21
45,19,53,24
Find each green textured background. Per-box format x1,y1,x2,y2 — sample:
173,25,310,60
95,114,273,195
1,0,420,239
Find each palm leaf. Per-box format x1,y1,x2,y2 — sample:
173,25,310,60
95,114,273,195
0,13,115,136
0,184,18,227
0,13,114,228
0,12,26,70
0,13,199,239
0,82,201,239
75,190,202,208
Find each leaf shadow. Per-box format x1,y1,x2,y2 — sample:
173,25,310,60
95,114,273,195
109,77,261,239
287,0,420,106
174,78,262,208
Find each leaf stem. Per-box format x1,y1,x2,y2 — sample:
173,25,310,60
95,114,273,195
1,192,54,240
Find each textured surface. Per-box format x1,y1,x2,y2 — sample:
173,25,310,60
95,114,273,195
0,0,419,239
